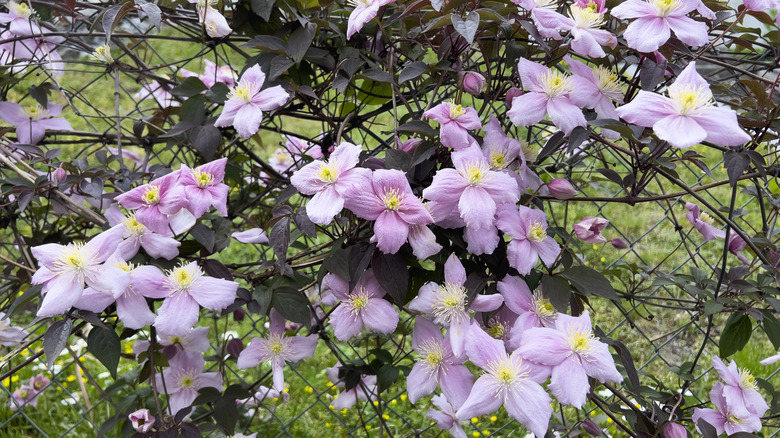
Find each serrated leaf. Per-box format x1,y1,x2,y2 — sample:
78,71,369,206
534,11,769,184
87,327,121,379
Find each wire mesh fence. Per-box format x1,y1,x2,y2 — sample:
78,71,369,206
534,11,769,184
1,0,780,437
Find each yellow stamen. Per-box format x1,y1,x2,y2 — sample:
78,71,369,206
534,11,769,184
527,222,547,243
193,170,214,189
141,185,161,205
668,84,712,116
538,70,573,98
8,2,32,18
449,103,466,119
381,188,403,211
592,66,623,101
24,105,49,120
228,79,254,102
569,6,604,29
650,0,681,17
699,212,714,225
317,163,339,184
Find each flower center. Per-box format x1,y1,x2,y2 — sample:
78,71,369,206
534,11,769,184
270,341,284,355
381,188,403,211
9,1,32,18
142,185,161,206
18,389,28,398
488,321,507,339
317,163,339,184
569,6,604,29
538,70,572,98
180,375,195,388
533,292,557,318
727,414,742,425
418,340,446,375
53,242,94,275
593,66,623,101
526,222,547,243
668,85,712,116
449,103,466,119
431,282,468,325
193,170,214,189
168,264,202,290
460,161,490,186
585,0,599,12
345,287,371,317
489,151,506,169
122,214,147,236
739,368,757,390
484,358,529,395
568,331,596,355
699,212,714,225
25,104,49,120
92,45,113,64
650,0,681,16
33,381,44,391
229,80,253,103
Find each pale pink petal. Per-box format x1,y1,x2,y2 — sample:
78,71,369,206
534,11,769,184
286,335,318,361
330,305,364,340
131,265,170,299
470,294,504,312
37,276,84,317
667,15,709,47
361,298,399,334
439,364,474,410
465,324,507,369
233,103,263,139
117,292,157,329
653,114,706,148
306,186,344,225
623,16,671,52
463,225,499,255
254,85,289,111
546,97,586,135
507,93,548,127
73,287,115,313
611,0,655,18
154,294,200,336
507,239,538,275
535,237,562,268
616,91,675,126
549,355,589,407
140,233,181,259
189,276,237,310
407,365,438,404
693,107,751,147
517,58,549,92
444,254,467,285
408,282,438,314
515,327,570,365
458,186,496,229
455,375,504,420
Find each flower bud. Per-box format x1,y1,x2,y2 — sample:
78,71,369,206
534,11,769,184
582,419,603,436
663,422,687,438
50,166,66,185
505,87,522,107
610,238,628,249
398,138,422,153
128,408,154,433
547,178,578,199
227,338,244,357
574,217,609,244
233,308,245,322
458,71,485,96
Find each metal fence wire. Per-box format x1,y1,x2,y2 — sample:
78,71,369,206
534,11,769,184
1,0,780,437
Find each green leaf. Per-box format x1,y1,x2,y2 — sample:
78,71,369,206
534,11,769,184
170,77,207,97
399,61,427,84
44,319,72,369
376,364,399,393
763,312,780,350
87,326,121,379
540,275,570,312
214,397,239,435
271,287,311,326
560,266,620,301
719,313,752,358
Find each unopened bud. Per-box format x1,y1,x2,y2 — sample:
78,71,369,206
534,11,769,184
547,178,578,199
582,419,603,436
398,138,422,153
50,166,66,185
663,422,687,438
611,238,629,249
227,338,244,357
458,71,485,96
505,87,522,107
233,308,245,322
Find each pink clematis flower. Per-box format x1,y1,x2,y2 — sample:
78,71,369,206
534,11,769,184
711,356,768,418
326,364,377,409
156,351,222,416
533,6,617,58
566,56,624,138
0,101,72,145
685,202,724,241
321,270,399,341
692,382,762,435
495,204,561,275
128,409,155,433
423,102,482,150
616,62,750,148
423,145,518,231
427,395,467,438
290,142,371,224
134,80,179,108
105,205,181,260
456,324,552,437
0,1,41,36
507,58,586,135
181,59,237,89
231,228,269,244
73,257,158,329
728,233,750,265
237,309,318,391
481,116,542,193
214,65,289,139
408,254,503,356
407,316,474,408
30,226,124,317
408,221,442,260
496,275,558,349
345,169,433,254
611,0,709,52
285,134,323,159
574,216,609,243
8,385,35,411
516,311,623,408
133,261,238,336
179,158,229,218
189,0,233,38
0,312,28,346
514,0,564,38
115,172,188,235
346,0,395,40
